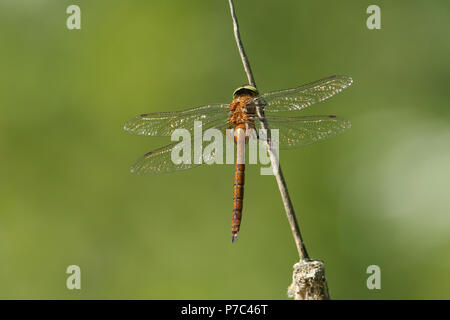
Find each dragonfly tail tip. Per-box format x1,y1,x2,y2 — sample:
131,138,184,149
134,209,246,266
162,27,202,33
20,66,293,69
231,232,239,243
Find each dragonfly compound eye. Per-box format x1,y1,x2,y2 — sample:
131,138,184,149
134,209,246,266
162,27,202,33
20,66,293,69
233,85,259,98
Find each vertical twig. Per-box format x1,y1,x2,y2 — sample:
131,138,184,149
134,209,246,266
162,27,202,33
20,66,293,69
227,0,308,261
228,0,256,88
227,0,330,300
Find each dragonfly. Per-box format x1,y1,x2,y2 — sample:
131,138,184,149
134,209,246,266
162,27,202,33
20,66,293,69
124,75,353,242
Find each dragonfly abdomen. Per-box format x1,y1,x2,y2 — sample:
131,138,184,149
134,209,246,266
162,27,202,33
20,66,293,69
230,121,249,243
232,163,245,242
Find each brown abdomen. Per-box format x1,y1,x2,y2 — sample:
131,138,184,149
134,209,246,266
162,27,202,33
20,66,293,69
231,163,245,242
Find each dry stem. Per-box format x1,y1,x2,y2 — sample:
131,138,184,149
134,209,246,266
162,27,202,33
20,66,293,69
227,0,330,299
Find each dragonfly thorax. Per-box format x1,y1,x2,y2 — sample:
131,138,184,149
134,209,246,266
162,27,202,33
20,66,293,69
229,84,259,123
228,93,257,128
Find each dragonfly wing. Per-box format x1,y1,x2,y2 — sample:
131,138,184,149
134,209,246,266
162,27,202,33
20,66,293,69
124,104,229,136
253,115,351,149
131,142,198,175
130,124,229,175
254,75,353,113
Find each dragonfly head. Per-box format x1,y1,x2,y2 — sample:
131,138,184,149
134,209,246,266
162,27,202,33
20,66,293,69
233,85,259,98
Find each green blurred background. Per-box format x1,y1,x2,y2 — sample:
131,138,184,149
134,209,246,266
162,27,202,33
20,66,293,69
0,0,449,299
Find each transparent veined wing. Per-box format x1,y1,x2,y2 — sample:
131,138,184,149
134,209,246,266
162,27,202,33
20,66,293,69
130,141,200,175
124,104,230,136
252,115,351,149
130,124,230,175
253,75,353,113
